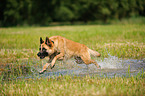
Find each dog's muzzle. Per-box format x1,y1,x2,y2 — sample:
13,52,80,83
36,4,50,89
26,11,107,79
37,52,44,59
37,52,48,59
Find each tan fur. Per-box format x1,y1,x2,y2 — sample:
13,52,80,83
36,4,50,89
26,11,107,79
39,36,101,73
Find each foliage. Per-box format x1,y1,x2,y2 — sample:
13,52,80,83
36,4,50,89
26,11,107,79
0,0,145,26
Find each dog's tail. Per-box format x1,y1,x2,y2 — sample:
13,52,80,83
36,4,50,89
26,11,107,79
88,48,101,57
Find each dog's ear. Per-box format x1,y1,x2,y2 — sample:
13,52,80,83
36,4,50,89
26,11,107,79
45,37,50,44
45,37,53,47
40,37,44,44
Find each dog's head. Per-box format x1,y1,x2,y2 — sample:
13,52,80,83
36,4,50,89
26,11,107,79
37,37,54,59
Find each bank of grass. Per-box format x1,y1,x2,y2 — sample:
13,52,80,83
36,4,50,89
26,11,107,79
0,24,145,95
0,24,145,59
1,75,145,96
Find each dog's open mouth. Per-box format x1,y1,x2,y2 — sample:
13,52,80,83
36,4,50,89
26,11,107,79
40,56,45,59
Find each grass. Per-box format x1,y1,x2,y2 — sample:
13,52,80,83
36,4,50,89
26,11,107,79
0,24,145,59
1,75,145,96
0,24,145,95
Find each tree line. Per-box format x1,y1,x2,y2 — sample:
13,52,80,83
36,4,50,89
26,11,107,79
0,0,145,26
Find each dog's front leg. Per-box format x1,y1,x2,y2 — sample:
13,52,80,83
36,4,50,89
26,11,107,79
39,57,51,74
39,63,51,74
51,53,64,69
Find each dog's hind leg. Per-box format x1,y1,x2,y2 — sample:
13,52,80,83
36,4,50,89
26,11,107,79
74,56,84,64
81,55,100,69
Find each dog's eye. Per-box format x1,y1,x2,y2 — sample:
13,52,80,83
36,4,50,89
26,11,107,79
42,48,46,51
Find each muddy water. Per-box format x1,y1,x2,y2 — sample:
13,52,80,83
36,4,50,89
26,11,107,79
1,55,145,81
22,55,145,79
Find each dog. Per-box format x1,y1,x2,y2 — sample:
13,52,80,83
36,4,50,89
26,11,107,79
37,36,101,74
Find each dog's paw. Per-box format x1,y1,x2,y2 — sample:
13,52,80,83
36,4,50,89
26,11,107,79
97,65,101,69
50,64,55,69
99,65,101,69
39,70,46,74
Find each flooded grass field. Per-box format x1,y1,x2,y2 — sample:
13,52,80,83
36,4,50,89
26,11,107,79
1,53,144,81
0,25,145,95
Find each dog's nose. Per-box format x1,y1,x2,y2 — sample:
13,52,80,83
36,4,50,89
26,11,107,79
37,52,41,56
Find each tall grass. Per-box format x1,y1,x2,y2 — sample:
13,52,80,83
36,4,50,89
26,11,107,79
0,24,145,96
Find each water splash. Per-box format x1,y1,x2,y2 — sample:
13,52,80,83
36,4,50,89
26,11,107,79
98,47,123,69
2,50,144,81
99,56,123,69
30,48,144,78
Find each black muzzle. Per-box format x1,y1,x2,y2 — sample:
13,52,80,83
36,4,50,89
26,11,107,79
37,51,48,59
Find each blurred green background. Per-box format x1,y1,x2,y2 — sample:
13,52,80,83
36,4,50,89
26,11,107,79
0,0,145,26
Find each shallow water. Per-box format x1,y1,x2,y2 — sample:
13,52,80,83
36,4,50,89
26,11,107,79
20,55,145,79
1,54,145,81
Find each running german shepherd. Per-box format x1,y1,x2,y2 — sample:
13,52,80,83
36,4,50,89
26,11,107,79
37,36,101,74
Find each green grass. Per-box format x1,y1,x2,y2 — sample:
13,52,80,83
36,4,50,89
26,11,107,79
0,24,145,95
0,24,145,59
1,75,145,96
